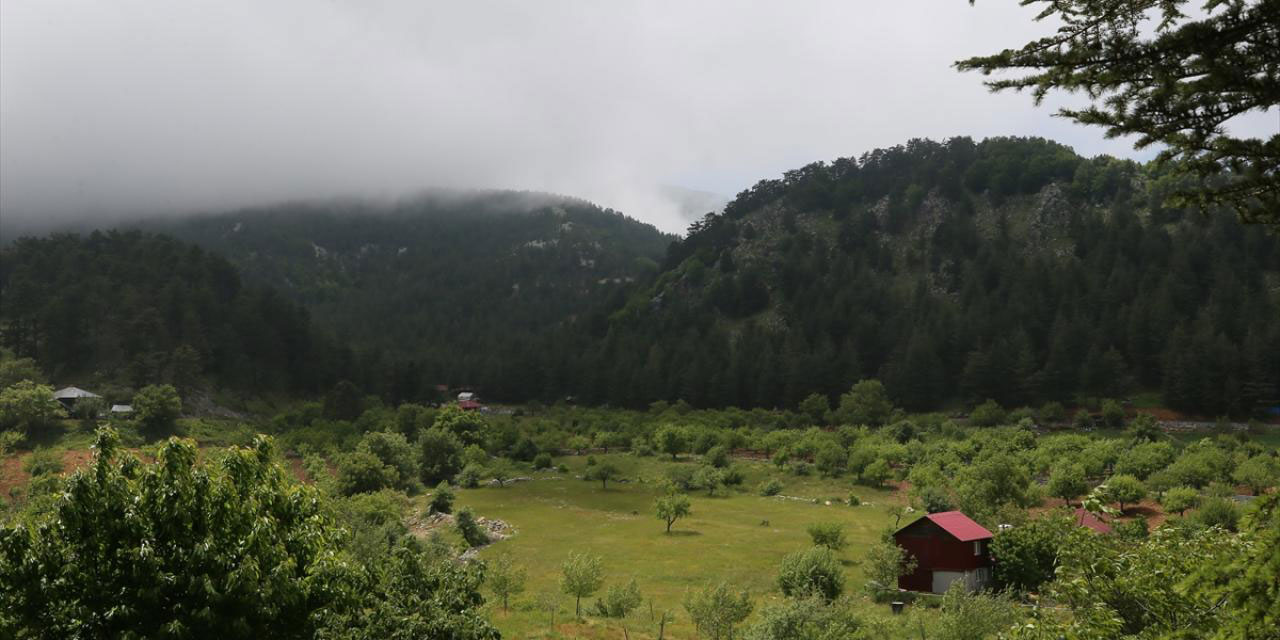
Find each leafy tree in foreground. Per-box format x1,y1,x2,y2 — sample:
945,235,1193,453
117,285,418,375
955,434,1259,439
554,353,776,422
778,546,845,601
744,594,865,640
684,582,753,640
990,515,1073,593
1008,512,1269,639
959,0,1280,222
486,552,526,612
1187,493,1280,640
0,427,498,639
656,493,693,533
560,551,604,618
935,583,1021,640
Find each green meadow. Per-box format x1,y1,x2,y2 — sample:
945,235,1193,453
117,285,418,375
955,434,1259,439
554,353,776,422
446,454,905,639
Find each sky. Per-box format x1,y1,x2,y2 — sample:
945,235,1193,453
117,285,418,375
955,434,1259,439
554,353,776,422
2,1,1276,234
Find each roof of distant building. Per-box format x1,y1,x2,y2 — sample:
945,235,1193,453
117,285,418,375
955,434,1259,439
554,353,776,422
1073,508,1113,534
53,386,101,400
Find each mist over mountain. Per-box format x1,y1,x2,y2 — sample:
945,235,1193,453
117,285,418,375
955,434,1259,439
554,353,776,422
141,190,674,401
4,138,1277,418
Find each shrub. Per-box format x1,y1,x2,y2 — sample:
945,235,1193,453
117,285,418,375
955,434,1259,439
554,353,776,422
1100,399,1125,428
847,492,861,506
693,465,726,496
0,431,22,455
722,466,746,486
455,507,489,547
631,438,654,457
814,443,847,477
778,546,844,601
335,450,396,496
428,481,455,514
705,445,730,468
356,430,418,492
532,452,553,470
758,478,784,496
1194,497,1241,532
789,462,813,477
1039,401,1067,424
862,540,917,595
1115,518,1148,540
934,585,1020,640
457,464,483,489
806,522,847,551
593,578,643,618
684,582,753,639
968,400,1006,427
22,447,64,477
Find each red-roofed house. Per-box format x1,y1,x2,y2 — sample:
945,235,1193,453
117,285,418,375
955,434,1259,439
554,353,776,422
1073,508,1113,534
894,511,994,593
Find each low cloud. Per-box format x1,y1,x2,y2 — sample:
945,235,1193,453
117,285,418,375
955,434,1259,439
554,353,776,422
3,1,1274,235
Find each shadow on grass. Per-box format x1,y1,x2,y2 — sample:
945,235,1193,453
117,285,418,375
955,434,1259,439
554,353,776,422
664,530,702,537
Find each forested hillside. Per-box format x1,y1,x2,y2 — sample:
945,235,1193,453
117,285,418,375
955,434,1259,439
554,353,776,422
583,138,1280,416
148,191,673,401
0,231,346,395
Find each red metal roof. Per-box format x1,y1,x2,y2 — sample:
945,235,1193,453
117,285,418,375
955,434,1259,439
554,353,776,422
458,399,482,410
1073,508,1113,534
921,511,993,542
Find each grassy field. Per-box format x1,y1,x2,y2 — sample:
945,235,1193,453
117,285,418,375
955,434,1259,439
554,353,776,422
445,453,910,639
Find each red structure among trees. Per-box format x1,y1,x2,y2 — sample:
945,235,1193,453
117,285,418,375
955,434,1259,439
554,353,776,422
894,511,993,593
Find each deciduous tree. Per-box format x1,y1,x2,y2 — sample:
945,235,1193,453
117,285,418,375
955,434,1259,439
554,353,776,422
559,552,604,618
656,493,692,533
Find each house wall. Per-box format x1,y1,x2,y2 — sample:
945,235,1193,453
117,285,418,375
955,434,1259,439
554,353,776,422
894,519,992,593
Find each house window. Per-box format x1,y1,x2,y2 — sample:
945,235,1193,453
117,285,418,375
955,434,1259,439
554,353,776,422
973,541,982,556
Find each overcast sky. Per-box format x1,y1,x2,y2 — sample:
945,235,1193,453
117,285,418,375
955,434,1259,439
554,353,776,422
2,1,1276,234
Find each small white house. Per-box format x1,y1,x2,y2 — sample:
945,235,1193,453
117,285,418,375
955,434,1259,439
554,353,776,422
110,404,134,416
457,392,476,402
